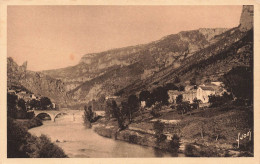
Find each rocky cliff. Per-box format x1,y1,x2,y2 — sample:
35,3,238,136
7,57,68,104
239,5,253,32
43,28,228,105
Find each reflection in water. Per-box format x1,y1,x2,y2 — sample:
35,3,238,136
29,110,175,158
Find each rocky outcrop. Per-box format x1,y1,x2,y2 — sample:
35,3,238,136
239,5,253,32
7,57,68,104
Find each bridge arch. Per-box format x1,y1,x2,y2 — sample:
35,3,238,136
35,112,53,121
53,112,68,122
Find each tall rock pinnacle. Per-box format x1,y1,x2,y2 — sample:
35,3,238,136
239,5,254,32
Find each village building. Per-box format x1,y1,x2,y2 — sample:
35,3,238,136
52,103,56,109
168,90,182,104
105,96,118,100
17,92,31,102
168,82,225,104
7,89,16,95
196,85,216,103
30,94,37,99
183,90,197,103
140,101,146,108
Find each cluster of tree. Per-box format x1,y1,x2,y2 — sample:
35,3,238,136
208,92,233,107
105,94,140,130
7,94,32,119
7,117,67,158
28,97,53,110
139,82,185,108
153,121,167,144
7,93,54,119
222,66,253,105
153,120,181,154
175,96,200,115
83,105,102,128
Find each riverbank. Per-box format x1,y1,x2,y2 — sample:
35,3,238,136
92,105,253,157
93,119,181,155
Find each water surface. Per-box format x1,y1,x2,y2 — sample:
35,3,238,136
29,110,175,158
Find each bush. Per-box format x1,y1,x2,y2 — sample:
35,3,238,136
169,134,180,153
21,117,43,129
37,135,67,158
7,117,67,158
129,135,138,144
154,121,166,144
184,144,200,157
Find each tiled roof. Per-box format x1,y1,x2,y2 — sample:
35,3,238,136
168,90,183,95
199,86,215,91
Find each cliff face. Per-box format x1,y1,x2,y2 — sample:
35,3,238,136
239,5,253,32
7,57,68,104
43,28,228,104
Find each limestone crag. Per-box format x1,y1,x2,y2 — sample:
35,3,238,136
239,5,253,32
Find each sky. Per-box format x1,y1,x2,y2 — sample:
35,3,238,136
7,6,243,71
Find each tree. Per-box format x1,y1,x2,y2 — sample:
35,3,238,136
139,90,151,102
7,93,18,118
111,100,125,130
190,77,197,85
153,121,166,144
164,83,178,91
176,95,183,104
177,102,190,115
192,98,201,109
127,94,140,122
174,76,180,83
29,99,40,110
222,66,253,104
18,99,26,112
83,105,95,128
152,87,169,105
169,134,181,153
40,97,52,110
178,85,185,91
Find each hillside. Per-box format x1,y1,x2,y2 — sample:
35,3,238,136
43,28,229,105
7,57,69,104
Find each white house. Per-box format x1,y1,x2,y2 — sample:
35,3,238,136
183,90,197,103
196,86,216,103
140,101,146,108
168,90,182,104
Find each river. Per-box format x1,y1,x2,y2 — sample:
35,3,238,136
29,110,175,158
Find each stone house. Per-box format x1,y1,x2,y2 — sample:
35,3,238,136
196,85,216,103
168,90,183,104
183,90,197,103
140,101,146,108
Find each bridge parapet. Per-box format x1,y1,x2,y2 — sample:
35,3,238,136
34,110,68,122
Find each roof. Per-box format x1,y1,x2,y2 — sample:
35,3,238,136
199,86,215,91
168,90,183,95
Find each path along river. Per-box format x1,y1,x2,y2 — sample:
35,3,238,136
29,110,178,158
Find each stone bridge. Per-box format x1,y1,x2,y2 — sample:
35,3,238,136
34,110,72,122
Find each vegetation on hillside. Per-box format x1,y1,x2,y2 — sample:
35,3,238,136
7,117,67,158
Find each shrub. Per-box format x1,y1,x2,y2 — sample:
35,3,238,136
154,121,166,144
37,135,67,158
184,144,200,157
7,117,67,158
129,135,138,144
21,117,43,129
169,134,180,153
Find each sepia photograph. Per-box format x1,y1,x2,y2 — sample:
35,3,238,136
1,2,257,160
